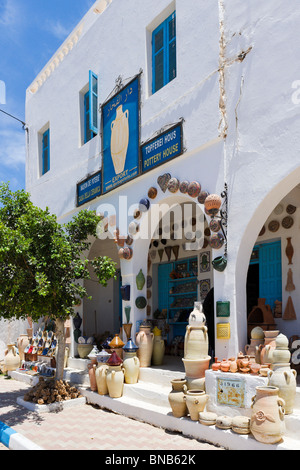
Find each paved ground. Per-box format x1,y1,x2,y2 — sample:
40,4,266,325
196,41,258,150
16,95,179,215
0,375,224,451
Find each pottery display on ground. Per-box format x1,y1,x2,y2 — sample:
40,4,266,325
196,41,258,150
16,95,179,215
17,335,30,362
136,320,154,367
4,344,20,372
151,327,165,366
184,390,208,421
168,378,188,418
95,363,109,395
250,386,285,444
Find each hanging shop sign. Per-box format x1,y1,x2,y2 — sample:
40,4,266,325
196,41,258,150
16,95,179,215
141,121,183,174
77,171,102,207
102,75,140,194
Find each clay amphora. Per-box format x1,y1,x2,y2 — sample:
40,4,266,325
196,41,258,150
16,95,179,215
182,357,211,379
220,359,231,372
168,379,188,418
184,390,209,421
106,365,125,398
17,335,29,362
88,363,97,392
250,386,285,444
123,352,140,384
95,364,109,395
136,326,154,367
152,327,165,366
285,237,294,265
110,105,129,174
184,325,208,360
212,357,221,371
4,344,20,372
268,364,297,415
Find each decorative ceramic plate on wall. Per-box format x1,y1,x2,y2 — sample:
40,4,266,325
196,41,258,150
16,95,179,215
268,220,280,232
286,204,296,215
282,216,294,229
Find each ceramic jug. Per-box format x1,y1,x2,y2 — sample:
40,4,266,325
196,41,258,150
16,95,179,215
106,365,125,398
184,389,209,421
4,344,20,372
110,105,129,174
152,327,165,366
17,334,29,362
184,324,208,360
250,386,285,444
168,379,188,418
88,362,97,392
188,302,206,327
136,323,154,368
123,352,140,384
95,364,109,395
268,364,297,415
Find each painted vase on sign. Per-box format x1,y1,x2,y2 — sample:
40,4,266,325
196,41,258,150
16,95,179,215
110,105,129,175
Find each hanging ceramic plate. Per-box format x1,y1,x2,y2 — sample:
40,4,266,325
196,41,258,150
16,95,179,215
259,225,266,236
286,204,296,215
274,204,283,215
282,216,294,229
268,220,280,232
168,177,180,193
147,275,152,288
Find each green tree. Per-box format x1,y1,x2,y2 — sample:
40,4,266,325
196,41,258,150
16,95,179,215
0,183,116,380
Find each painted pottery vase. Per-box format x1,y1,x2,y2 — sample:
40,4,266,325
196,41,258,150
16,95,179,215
187,181,201,198
123,352,140,384
136,324,154,367
88,363,97,392
136,269,146,290
110,105,129,174
182,357,211,379
109,334,125,350
73,312,82,329
17,335,29,362
168,379,188,418
184,390,208,421
95,363,109,395
168,177,180,193
106,365,125,398
4,344,20,372
268,364,297,415
152,327,165,366
96,349,110,364
250,386,285,444
285,237,294,265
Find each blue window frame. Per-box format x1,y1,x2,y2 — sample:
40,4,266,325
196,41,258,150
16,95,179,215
152,12,176,94
84,71,98,143
42,129,50,175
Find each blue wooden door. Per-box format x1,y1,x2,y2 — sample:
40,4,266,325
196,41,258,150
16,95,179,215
158,263,174,310
259,241,282,309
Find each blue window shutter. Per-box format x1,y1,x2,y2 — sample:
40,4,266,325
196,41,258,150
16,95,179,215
89,70,98,134
42,129,50,175
152,12,176,94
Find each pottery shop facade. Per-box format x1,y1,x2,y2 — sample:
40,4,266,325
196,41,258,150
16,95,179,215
25,0,300,363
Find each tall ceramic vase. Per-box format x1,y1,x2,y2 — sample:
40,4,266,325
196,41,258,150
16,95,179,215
106,365,125,398
136,323,154,368
110,105,129,175
95,364,109,395
250,386,285,444
168,379,188,418
152,327,165,366
17,334,29,362
268,365,297,415
123,352,140,384
4,344,20,372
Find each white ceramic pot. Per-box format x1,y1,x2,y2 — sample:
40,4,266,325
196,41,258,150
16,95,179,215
106,365,125,398
184,325,208,360
268,364,297,414
123,352,140,384
95,364,109,395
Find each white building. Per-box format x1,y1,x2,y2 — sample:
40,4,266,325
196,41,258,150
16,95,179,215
25,0,300,365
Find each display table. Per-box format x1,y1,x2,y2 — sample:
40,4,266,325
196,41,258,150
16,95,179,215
205,369,268,417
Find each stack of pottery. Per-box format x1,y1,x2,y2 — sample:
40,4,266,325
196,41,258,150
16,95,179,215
136,320,154,368
106,351,125,398
182,302,211,390
267,333,297,414
4,344,20,372
245,326,264,358
259,330,279,365
123,338,140,384
250,386,285,444
152,326,165,366
109,334,125,360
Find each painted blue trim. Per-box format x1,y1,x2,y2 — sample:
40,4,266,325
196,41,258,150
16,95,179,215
0,421,17,448
89,70,98,135
152,11,176,94
42,128,50,175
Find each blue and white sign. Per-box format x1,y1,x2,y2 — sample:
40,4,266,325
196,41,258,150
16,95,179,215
77,171,101,207
141,122,183,173
102,76,140,194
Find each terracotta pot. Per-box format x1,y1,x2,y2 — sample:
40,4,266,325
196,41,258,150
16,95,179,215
17,335,30,362
168,379,188,418
229,358,238,373
220,359,231,372
182,357,211,379
250,386,285,444
136,326,154,367
4,344,20,372
268,364,297,415
184,390,208,421
211,357,221,371
106,365,125,398
95,364,109,395
88,363,97,392
123,352,140,384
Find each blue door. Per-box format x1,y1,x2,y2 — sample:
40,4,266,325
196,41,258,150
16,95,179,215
258,241,282,309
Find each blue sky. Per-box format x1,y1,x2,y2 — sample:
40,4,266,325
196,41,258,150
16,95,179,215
0,0,95,192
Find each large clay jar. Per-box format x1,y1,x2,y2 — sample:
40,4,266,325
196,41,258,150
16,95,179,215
184,325,208,360
250,386,285,444
123,352,140,384
88,363,97,392
17,334,29,362
184,390,209,421
95,364,109,395
268,364,297,415
110,105,129,174
182,357,211,379
168,378,188,418
4,344,20,372
106,365,125,398
152,327,165,366
136,322,154,368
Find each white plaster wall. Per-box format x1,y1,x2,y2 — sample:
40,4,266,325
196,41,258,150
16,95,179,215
0,319,28,360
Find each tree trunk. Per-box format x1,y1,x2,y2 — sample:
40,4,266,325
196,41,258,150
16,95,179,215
55,318,66,381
